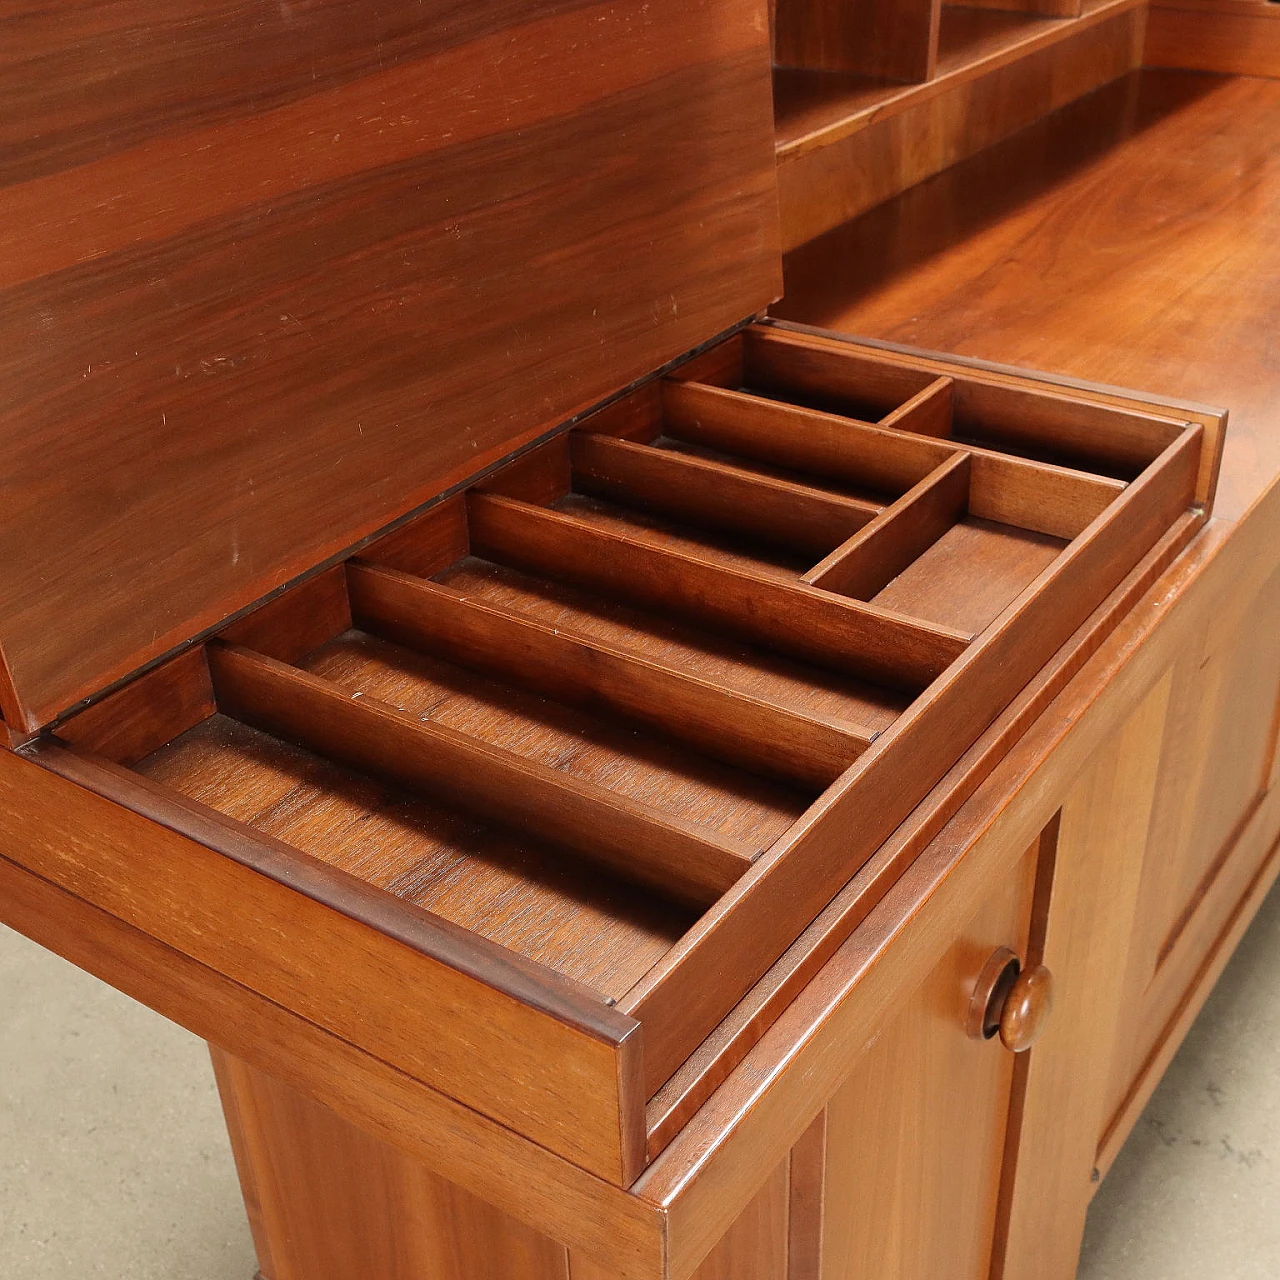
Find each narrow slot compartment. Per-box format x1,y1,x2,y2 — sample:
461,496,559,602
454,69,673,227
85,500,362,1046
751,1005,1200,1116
131,712,692,998
661,379,1122,539
346,562,870,789
430,556,911,737
466,491,970,691
206,642,756,909
806,453,972,597
747,325,1186,481
569,431,876,558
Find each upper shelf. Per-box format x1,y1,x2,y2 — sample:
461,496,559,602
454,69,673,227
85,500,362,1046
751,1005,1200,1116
771,0,1149,249
774,0,1143,156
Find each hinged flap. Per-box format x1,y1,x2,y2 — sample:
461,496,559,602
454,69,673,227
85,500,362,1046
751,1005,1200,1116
0,0,781,730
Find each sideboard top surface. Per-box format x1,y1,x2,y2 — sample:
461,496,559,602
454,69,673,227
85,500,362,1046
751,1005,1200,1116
777,68,1280,528
0,0,782,733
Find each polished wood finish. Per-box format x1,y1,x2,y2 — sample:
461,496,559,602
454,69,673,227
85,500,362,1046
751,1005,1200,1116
0,0,781,731
1145,0,1280,77
3,7,1276,1279
570,432,876,559
0,848,662,1276
807,841,1038,1280
20,322,1211,1175
0,743,646,1185
54,645,215,767
779,70,1280,525
212,1049,573,1280
803,452,971,596
346,562,869,790
644,511,1201,1156
626,349,1203,1096
207,642,755,909
1099,561,1280,1164
997,964,1054,1053
466,491,971,689
993,671,1172,1277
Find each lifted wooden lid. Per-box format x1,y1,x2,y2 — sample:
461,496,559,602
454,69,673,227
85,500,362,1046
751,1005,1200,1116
0,0,781,732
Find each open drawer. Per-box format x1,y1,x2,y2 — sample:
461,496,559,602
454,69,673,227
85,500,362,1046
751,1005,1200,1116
4,322,1222,1186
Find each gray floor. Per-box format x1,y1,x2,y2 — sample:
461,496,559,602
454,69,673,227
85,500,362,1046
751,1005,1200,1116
2,888,1278,1279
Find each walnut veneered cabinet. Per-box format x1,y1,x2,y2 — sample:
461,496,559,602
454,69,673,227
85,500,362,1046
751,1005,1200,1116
0,2,1257,1279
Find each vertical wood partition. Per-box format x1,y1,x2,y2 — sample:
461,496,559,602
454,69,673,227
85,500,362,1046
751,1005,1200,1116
805,453,972,595
774,0,941,81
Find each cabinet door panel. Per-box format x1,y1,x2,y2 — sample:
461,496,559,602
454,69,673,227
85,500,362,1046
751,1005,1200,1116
811,838,1039,1280
1104,563,1280,1130
995,671,1174,1280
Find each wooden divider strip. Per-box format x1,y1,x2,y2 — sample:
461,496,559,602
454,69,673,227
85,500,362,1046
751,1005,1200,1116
347,563,869,790
467,493,970,692
662,378,947,493
206,643,753,909
878,376,954,438
745,325,939,412
805,453,971,597
747,326,1184,471
570,431,876,558
967,452,1123,540
662,380,1124,540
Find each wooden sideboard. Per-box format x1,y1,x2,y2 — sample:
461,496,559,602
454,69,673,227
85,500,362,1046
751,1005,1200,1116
2,4,1279,1280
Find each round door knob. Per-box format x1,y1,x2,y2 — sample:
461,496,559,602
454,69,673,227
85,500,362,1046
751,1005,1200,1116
967,947,1054,1052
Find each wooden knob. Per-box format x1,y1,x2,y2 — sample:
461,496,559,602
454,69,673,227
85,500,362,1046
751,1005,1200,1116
999,964,1053,1052
966,947,1054,1052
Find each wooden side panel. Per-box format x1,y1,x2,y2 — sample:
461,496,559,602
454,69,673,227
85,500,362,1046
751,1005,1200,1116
814,840,1037,1280
1145,0,1280,78
993,671,1173,1280
211,1050,574,1280
0,0,781,730
773,0,939,80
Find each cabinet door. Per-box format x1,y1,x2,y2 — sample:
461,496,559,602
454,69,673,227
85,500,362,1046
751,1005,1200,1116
1101,562,1280,1146
798,835,1041,1280
994,670,1174,1280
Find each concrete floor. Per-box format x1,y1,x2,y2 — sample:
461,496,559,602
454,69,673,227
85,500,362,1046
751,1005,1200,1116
2,888,1278,1279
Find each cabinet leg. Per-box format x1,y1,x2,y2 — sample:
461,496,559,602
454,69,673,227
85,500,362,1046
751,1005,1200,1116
209,1045,572,1280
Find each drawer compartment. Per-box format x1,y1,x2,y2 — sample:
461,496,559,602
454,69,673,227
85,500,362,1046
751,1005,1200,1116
19,323,1219,1182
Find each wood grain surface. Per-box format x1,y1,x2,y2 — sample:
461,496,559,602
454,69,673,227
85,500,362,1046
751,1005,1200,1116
0,0,781,731
1,744,647,1183
779,70,1280,524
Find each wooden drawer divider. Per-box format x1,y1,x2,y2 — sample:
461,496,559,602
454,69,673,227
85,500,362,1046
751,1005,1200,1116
207,642,754,909
345,563,871,789
466,492,970,691
569,431,877,557
805,452,972,595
